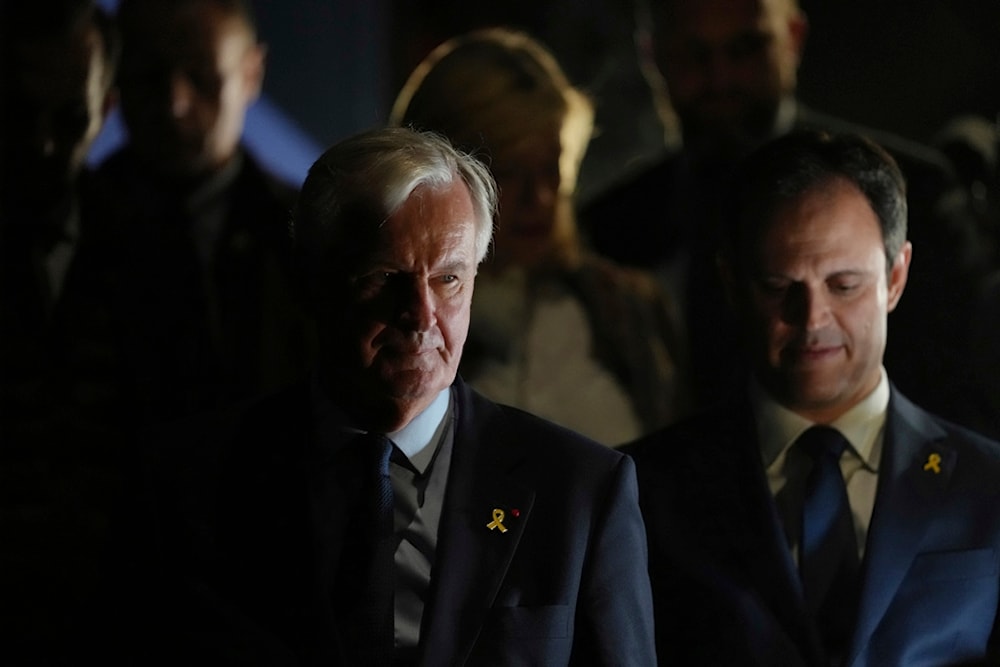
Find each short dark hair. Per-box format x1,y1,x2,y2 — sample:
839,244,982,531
722,129,908,276
638,0,801,34
116,0,258,40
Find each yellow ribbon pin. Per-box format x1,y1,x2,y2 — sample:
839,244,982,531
486,508,508,533
923,453,942,474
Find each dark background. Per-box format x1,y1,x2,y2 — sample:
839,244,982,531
90,0,1000,197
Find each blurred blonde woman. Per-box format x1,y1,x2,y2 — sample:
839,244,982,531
390,27,685,444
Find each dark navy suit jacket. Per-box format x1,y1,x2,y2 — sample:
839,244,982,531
624,386,1000,667
99,376,656,666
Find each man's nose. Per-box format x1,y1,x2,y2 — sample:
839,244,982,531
398,280,436,333
523,175,557,208
706,51,735,91
785,284,831,330
170,72,195,117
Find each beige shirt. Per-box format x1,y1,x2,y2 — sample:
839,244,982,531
753,368,889,560
467,268,642,445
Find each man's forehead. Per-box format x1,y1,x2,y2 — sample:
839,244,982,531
14,31,100,97
662,0,789,33
754,189,885,260
125,5,250,58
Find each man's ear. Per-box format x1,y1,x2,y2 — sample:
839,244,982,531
101,86,118,123
242,42,267,103
887,240,912,312
634,20,677,141
788,9,809,66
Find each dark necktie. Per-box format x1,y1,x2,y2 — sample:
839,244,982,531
797,425,861,663
358,432,395,665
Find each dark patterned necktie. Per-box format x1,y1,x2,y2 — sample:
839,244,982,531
797,425,861,663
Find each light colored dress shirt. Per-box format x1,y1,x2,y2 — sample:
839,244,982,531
753,368,889,560
386,388,453,650
310,374,453,652
467,268,642,444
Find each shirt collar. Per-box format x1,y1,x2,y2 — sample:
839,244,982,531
183,150,244,214
387,388,451,469
773,96,798,138
753,367,889,471
310,370,451,472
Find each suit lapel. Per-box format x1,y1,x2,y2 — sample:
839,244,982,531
302,378,382,665
710,403,824,663
419,380,535,665
847,388,956,665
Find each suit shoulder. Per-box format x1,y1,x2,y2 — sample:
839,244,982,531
577,155,684,266
934,415,1000,467
240,149,300,205
621,410,734,464
503,403,623,459
232,151,300,233
795,106,956,181
891,388,1000,490
462,384,627,469
580,156,678,221
577,252,665,296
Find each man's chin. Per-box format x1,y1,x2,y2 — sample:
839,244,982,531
361,371,452,431
380,367,452,402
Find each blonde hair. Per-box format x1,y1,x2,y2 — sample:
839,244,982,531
390,28,594,271
389,27,594,195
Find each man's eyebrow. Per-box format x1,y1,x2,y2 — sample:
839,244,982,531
826,268,871,278
755,267,871,279
436,258,474,274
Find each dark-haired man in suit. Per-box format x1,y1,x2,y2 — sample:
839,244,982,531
625,130,1000,666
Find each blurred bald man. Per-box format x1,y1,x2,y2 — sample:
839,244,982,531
98,0,316,424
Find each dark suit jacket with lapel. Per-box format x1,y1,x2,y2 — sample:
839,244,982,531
97,146,318,425
1,168,138,663
97,376,656,666
623,384,1000,667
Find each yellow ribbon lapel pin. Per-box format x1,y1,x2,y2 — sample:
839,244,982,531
923,452,942,474
487,507,519,533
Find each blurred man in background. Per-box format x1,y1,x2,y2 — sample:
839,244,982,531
98,0,315,424
1,1,130,661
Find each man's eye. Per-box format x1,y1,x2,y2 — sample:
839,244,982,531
354,272,392,292
758,279,788,295
186,69,223,96
726,32,772,61
831,282,859,294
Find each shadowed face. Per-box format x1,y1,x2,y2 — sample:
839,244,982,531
739,177,910,423
322,179,478,431
490,133,564,270
117,2,263,181
653,0,805,150
2,23,110,214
